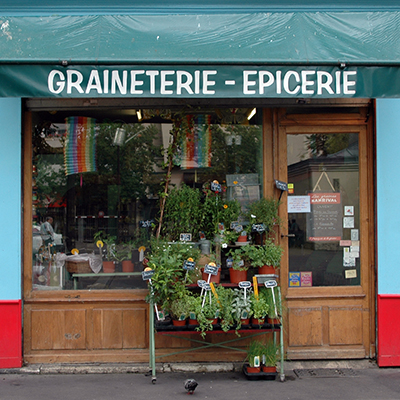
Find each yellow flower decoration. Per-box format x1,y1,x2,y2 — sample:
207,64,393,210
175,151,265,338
96,240,104,248
233,180,238,185
223,204,228,209
71,248,79,255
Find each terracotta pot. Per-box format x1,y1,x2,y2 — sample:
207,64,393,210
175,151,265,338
172,318,187,327
237,234,248,243
122,260,134,272
102,261,115,273
229,268,248,284
210,318,219,325
201,268,221,283
188,318,198,326
258,265,277,275
262,365,277,373
251,317,265,326
241,318,250,325
246,365,261,373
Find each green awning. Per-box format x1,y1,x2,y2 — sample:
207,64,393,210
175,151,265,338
0,12,399,65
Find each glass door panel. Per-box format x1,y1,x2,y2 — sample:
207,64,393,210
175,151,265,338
287,133,360,287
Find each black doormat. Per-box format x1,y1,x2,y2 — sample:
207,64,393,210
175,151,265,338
293,368,358,378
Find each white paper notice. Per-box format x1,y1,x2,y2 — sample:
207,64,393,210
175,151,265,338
287,196,311,213
344,206,354,216
345,269,357,279
351,229,359,241
343,217,355,228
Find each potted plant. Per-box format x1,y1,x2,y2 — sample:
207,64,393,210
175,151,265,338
265,285,281,325
242,239,283,275
226,247,249,284
231,288,252,331
250,288,269,326
94,231,117,273
169,291,192,326
194,291,220,338
261,341,279,373
215,285,235,332
114,240,136,272
244,340,263,373
244,197,281,244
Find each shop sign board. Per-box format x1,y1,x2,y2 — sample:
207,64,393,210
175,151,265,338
1,65,400,98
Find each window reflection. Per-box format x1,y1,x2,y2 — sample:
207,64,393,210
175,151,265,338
32,108,263,290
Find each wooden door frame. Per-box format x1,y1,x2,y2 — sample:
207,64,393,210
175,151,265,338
262,105,376,359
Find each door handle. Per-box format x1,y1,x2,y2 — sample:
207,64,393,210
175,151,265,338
281,234,295,238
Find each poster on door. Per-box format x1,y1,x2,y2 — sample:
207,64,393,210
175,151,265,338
306,192,342,242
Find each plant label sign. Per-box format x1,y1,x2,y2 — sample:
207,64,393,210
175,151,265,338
183,259,196,270
264,280,277,288
252,223,265,233
141,269,155,280
211,181,222,192
239,281,252,289
197,279,206,288
226,257,233,268
180,233,192,242
204,263,219,275
203,283,211,291
275,179,288,191
139,220,153,228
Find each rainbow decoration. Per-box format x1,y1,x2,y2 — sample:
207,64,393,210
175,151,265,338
64,117,97,175
180,115,212,169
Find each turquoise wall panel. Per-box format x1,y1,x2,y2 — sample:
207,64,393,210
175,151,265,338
376,99,400,295
0,98,21,300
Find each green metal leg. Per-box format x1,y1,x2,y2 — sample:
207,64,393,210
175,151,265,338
149,301,156,383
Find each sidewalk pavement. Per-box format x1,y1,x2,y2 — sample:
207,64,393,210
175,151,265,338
1,360,400,400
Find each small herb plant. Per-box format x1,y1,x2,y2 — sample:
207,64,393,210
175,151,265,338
231,288,252,330
226,247,249,271
245,197,281,232
250,288,269,320
242,240,283,268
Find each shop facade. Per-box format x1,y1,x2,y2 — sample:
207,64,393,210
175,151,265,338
0,1,400,368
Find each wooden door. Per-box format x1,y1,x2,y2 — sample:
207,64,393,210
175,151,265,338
266,107,375,360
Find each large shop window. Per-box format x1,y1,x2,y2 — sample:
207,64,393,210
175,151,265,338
31,108,263,290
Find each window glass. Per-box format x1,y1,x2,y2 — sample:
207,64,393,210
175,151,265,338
287,133,360,287
32,108,263,290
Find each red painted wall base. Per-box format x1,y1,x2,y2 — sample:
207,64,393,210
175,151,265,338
0,300,22,369
378,294,400,367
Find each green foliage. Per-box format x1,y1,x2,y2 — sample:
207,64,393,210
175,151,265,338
215,285,235,332
246,340,264,367
194,291,220,338
169,292,193,320
231,288,253,330
261,341,279,367
161,184,203,241
241,240,283,268
226,247,249,271
245,197,281,232
93,231,117,261
145,239,201,309
250,288,270,320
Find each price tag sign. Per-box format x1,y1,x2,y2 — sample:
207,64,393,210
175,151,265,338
265,280,278,288
239,281,252,289
183,259,196,270
139,220,153,228
252,223,265,233
204,263,219,275
211,181,222,192
141,268,155,280
180,233,192,242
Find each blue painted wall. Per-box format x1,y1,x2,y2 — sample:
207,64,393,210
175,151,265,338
0,98,21,300
376,99,400,295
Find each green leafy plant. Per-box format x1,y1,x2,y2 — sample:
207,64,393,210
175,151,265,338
161,184,203,241
250,288,269,320
215,285,235,332
241,240,283,268
245,197,281,232
226,247,249,271
93,231,117,261
194,291,220,338
169,292,192,321
231,288,252,330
